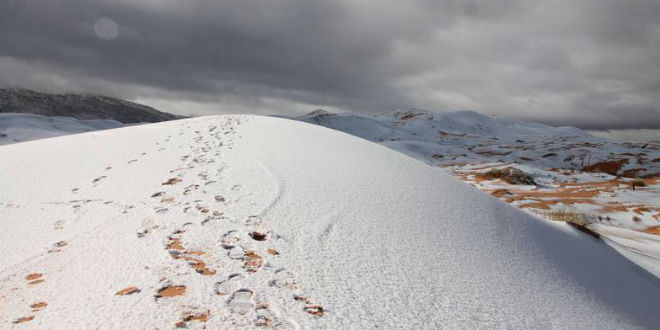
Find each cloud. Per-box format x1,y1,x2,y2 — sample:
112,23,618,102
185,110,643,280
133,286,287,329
0,0,658,129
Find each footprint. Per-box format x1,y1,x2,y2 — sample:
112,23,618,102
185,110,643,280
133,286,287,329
247,215,262,225
53,219,65,230
92,176,107,184
185,257,216,276
155,285,186,298
26,273,44,285
177,309,211,327
221,231,240,248
249,231,268,241
13,315,35,324
244,250,263,273
30,302,47,312
294,294,325,317
116,286,141,295
151,192,165,198
162,178,182,185
216,273,244,296
48,240,68,253
254,303,279,327
268,269,297,290
228,289,255,315
167,237,185,250
227,245,245,259
304,304,325,317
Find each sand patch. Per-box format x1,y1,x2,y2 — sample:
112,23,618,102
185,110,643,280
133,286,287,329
245,250,263,272
116,286,141,295
582,160,626,176
13,315,34,324
156,285,186,298
26,273,42,281
167,238,185,250
643,226,660,235
491,189,512,198
182,310,210,323
30,302,47,311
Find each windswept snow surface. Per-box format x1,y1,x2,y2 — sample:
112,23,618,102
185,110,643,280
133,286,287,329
295,109,660,278
0,115,658,329
0,113,124,145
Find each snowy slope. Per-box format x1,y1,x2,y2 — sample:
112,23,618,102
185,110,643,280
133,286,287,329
0,115,658,329
295,109,660,277
0,113,125,145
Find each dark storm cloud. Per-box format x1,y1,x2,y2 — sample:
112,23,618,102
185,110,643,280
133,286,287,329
0,0,658,129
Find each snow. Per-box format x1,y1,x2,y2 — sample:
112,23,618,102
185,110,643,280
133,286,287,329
592,224,660,277
295,109,660,278
0,115,658,329
0,113,125,145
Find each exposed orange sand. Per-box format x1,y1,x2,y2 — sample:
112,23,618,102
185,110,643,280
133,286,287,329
304,304,325,317
167,238,185,250
30,302,47,311
26,273,42,281
13,315,34,323
643,226,660,235
182,310,210,322
490,189,512,198
116,286,141,295
245,250,263,272
156,285,186,298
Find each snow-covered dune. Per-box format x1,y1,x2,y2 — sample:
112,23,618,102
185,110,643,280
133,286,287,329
0,113,125,145
0,115,657,329
295,110,660,277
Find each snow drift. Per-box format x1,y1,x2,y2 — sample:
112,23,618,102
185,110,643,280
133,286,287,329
0,115,657,329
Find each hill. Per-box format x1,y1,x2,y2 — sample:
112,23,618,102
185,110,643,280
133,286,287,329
0,88,182,123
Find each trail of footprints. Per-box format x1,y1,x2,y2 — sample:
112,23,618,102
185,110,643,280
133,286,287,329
10,273,48,323
6,117,323,327
137,118,323,328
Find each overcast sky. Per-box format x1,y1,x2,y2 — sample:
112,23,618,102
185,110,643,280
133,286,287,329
0,0,658,129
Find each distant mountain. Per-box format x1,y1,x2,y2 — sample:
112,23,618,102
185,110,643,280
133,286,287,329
0,88,183,123
0,113,125,145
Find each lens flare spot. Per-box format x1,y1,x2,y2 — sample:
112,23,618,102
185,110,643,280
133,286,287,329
94,17,119,40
